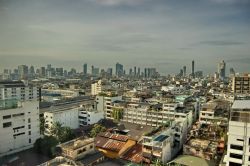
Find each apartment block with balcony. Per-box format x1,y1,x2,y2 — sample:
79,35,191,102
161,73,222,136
78,104,104,126
232,74,250,94
0,81,40,157
224,100,250,166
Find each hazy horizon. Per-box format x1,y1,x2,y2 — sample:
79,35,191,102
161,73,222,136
0,0,250,74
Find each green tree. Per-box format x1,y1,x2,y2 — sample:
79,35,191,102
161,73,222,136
40,117,45,135
90,124,106,137
50,122,63,141
34,136,58,157
111,108,123,121
50,122,75,143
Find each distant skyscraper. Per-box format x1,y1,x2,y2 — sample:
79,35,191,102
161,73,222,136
183,66,186,77
129,68,133,76
115,63,123,77
40,67,46,77
18,65,28,80
144,68,148,78
218,60,226,80
83,63,87,75
191,60,195,77
107,68,113,76
91,65,94,75
138,68,140,77
134,66,137,76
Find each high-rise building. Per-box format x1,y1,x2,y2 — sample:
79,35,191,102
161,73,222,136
232,74,250,94
191,60,195,77
83,63,87,75
144,68,148,78
225,100,250,166
55,68,63,77
18,65,29,80
218,60,226,80
40,67,46,78
115,63,123,77
183,66,186,77
138,68,140,77
107,68,113,76
134,66,137,76
0,81,40,157
229,68,235,77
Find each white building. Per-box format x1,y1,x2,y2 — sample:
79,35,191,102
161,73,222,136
161,85,185,95
44,107,79,135
0,81,40,157
79,104,104,126
142,119,188,163
91,80,102,96
225,100,250,166
0,81,39,101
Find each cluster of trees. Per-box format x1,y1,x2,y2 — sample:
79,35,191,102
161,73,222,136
111,108,123,121
34,122,75,157
90,124,106,137
50,122,75,143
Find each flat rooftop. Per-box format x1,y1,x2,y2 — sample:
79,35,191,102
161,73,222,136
60,137,94,150
232,100,250,109
168,155,215,166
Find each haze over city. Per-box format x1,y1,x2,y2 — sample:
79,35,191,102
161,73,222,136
0,0,250,74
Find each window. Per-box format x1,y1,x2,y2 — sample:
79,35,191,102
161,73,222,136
29,139,31,143
230,153,242,159
13,126,25,130
237,139,244,142
28,118,31,123
3,115,11,119
12,113,25,117
229,162,241,166
28,125,31,129
13,132,25,137
230,144,243,151
29,131,31,135
3,122,12,128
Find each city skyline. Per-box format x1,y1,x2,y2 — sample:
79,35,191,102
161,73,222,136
0,0,249,74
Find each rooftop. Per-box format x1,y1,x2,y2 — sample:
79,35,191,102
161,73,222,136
59,137,94,150
232,100,250,109
168,155,215,166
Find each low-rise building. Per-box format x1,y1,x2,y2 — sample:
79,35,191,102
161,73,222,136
95,132,136,159
58,137,95,160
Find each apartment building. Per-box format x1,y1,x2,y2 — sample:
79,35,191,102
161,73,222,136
122,102,193,128
91,80,102,96
199,100,229,126
232,74,250,94
96,95,122,119
44,106,79,134
225,100,250,166
142,119,187,163
0,81,40,157
0,81,39,101
78,104,104,126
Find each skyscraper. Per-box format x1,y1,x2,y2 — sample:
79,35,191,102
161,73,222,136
191,60,195,77
138,68,140,77
183,66,186,77
218,60,226,80
134,66,137,76
83,63,87,75
18,65,28,80
115,63,123,77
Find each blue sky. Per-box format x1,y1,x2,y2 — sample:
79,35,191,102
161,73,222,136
0,0,249,74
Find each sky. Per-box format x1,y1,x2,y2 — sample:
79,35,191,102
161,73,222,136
0,0,249,75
